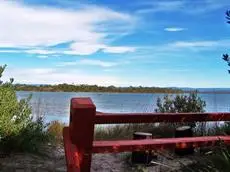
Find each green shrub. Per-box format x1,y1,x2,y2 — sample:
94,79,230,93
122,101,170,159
0,118,51,153
0,65,52,153
155,92,206,113
0,65,32,138
155,92,206,128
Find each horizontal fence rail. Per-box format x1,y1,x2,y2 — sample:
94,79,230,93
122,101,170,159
93,136,230,153
95,112,230,124
63,97,230,172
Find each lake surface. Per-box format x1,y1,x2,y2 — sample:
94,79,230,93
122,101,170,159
16,91,230,124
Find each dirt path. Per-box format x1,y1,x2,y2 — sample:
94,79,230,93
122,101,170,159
0,147,195,172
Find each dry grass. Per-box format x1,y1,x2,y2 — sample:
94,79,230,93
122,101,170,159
94,123,175,141
47,120,65,145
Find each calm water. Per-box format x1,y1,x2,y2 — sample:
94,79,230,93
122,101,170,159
16,91,230,124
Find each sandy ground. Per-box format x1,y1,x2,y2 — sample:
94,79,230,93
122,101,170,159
0,146,196,172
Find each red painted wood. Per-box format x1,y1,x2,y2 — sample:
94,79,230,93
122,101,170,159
63,98,230,172
70,98,96,172
95,112,230,124
63,127,80,172
93,136,230,153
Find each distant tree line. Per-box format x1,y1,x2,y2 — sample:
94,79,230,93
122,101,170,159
14,83,184,93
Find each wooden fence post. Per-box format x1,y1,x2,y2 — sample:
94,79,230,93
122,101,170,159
69,98,96,172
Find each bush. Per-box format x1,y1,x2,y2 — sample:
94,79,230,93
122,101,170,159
0,65,52,154
155,92,206,113
47,120,65,145
0,65,32,139
0,118,51,153
155,92,206,128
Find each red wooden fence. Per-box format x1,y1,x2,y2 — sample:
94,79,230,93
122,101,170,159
63,97,230,172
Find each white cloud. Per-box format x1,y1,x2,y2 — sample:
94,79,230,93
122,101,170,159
30,68,56,75
169,40,230,48
0,49,22,53
37,55,48,59
25,49,57,55
137,0,229,14
3,67,121,86
67,42,104,55
137,1,184,14
170,41,217,48
127,39,230,60
62,43,135,55
0,1,136,55
6,44,136,56
164,27,186,32
58,59,118,67
103,46,135,53
80,59,118,67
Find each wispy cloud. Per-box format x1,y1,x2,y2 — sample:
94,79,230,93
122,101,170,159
0,1,136,55
136,0,228,15
136,40,230,54
0,45,136,56
66,43,135,55
168,40,230,49
102,46,135,53
125,39,230,62
80,59,118,67
0,49,22,53
37,55,48,59
164,27,186,32
29,68,56,75
3,67,121,86
137,1,184,14
25,49,57,55
58,59,118,68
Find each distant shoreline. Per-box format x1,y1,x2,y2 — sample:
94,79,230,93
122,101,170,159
14,83,183,94
195,91,230,94
16,90,230,94
14,84,230,94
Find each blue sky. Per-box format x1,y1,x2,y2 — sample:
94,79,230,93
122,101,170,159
0,0,230,88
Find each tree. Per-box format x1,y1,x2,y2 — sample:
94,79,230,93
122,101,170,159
0,65,50,153
155,92,206,128
0,65,32,138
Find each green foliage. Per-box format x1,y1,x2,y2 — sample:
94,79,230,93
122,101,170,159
14,83,183,93
155,92,206,113
0,118,50,153
0,65,52,153
0,65,32,139
155,92,206,128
